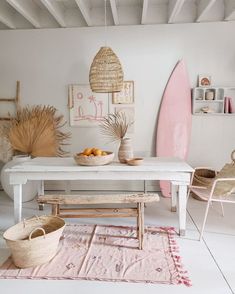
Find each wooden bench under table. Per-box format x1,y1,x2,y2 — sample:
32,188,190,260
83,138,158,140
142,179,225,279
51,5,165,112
37,193,159,249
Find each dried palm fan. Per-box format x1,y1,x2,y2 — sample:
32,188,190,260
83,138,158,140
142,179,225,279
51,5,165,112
4,105,70,157
99,112,133,143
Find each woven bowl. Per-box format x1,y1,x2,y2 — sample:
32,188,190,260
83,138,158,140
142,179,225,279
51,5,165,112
74,152,114,166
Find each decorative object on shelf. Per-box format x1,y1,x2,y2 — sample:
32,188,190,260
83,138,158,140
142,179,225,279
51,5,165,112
200,106,215,113
68,84,109,127
205,90,215,100
3,215,65,268
0,155,38,202
198,75,211,87
228,97,235,113
4,105,70,157
74,151,114,166
89,0,123,93
112,81,134,104
99,112,134,163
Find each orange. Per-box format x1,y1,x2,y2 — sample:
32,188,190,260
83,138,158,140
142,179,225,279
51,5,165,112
94,149,102,156
83,148,93,156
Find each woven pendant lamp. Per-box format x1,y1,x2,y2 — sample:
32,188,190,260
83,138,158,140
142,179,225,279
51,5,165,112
89,46,124,93
89,0,124,93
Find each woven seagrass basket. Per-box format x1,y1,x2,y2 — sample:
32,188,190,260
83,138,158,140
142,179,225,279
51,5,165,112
3,215,65,268
192,168,217,201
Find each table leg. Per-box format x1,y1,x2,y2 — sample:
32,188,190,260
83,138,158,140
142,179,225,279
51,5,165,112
178,184,187,236
38,180,45,211
13,184,22,224
171,183,177,212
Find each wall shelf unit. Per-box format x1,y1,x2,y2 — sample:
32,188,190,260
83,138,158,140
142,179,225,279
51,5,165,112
192,87,235,115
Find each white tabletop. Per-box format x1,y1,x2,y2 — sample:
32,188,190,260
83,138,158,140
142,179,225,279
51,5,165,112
6,157,194,173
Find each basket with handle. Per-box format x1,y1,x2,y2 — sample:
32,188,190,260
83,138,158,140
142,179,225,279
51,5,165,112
3,215,65,268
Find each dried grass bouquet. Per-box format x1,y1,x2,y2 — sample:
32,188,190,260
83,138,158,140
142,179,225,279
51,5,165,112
4,105,70,157
99,112,133,143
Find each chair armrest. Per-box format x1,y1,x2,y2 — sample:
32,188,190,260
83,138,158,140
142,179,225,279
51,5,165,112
189,185,207,190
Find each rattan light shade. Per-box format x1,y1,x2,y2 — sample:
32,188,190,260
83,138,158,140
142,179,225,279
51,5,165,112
89,46,124,93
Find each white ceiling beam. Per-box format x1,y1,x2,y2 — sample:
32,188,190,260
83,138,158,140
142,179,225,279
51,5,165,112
224,0,235,21
168,0,186,23
40,0,66,27
0,2,16,29
75,0,92,26
110,0,119,25
196,0,217,22
6,0,41,28
141,0,149,24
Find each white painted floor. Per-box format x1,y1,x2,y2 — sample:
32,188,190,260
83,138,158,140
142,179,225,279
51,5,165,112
0,190,234,294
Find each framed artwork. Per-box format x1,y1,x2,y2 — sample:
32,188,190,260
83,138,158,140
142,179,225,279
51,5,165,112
198,75,211,87
115,106,135,133
68,84,109,127
112,81,134,104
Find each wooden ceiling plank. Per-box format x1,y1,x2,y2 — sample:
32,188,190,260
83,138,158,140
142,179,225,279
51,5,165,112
0,2,16,29
75,0,92,26
141,0,149,24
6,0,41,28
168,0,186,24
110,0,119,25
196,0,217,22
224,0,235,21
40,0,66,27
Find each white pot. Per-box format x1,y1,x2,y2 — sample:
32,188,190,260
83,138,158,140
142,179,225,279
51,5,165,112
0,155,38,202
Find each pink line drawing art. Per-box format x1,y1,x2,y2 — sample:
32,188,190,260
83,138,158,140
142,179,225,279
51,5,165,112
69,85,108,126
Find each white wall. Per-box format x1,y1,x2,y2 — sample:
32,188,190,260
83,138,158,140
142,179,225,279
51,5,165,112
0,21,235,174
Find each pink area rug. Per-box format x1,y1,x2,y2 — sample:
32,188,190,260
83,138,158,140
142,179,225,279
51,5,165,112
0,224,191,286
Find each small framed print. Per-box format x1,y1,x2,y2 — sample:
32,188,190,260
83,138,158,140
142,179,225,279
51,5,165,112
112,81,134,104
198,75,211,87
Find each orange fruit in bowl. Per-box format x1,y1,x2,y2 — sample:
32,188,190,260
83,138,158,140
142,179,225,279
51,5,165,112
83,148,93,156
93,149,102,156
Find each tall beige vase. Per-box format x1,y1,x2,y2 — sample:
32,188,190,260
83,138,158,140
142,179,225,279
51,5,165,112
118,138,133,163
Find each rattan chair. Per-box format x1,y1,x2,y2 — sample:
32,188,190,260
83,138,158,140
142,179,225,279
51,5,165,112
188,153,235,241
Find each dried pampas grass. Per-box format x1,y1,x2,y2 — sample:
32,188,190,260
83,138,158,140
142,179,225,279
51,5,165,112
5,105,70,157
99,112,133,143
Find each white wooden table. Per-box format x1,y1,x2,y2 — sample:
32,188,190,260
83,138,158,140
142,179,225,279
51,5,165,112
6,157,194,236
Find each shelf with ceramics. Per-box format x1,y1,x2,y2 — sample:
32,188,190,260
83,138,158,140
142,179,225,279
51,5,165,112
192,87,235,115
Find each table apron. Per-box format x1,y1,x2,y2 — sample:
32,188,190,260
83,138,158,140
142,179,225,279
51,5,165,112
9,171,191,185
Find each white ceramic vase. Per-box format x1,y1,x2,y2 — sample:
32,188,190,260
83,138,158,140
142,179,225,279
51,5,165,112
0,155,38,202
118,138,134,163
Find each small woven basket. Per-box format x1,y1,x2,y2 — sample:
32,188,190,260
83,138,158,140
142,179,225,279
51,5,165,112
192,168,216,201
3,215,65,268
89,46,124,93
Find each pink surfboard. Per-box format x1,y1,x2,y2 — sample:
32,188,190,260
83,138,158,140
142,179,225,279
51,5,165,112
156,60,192,197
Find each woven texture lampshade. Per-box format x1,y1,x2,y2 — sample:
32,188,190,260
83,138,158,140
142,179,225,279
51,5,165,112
89,46,124,93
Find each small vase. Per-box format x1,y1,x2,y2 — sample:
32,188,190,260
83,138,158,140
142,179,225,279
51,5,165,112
118,138,134,163
0,155,38,202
